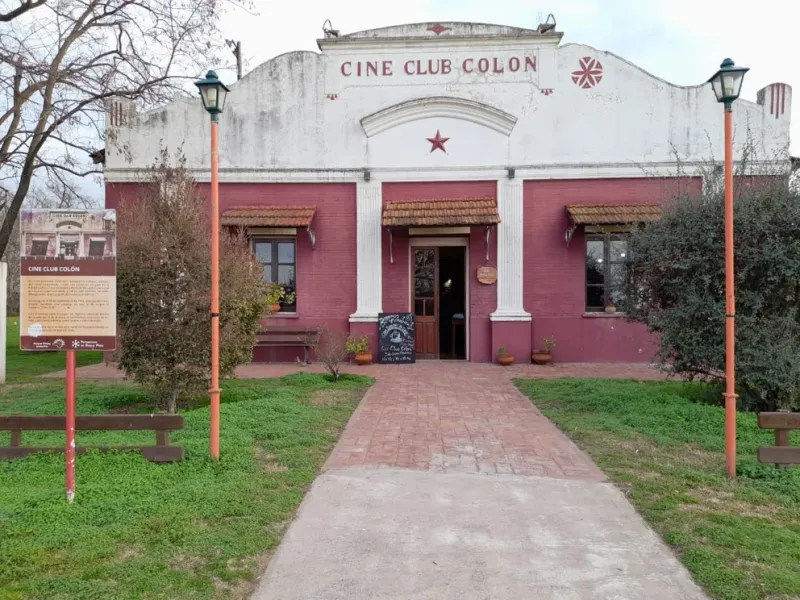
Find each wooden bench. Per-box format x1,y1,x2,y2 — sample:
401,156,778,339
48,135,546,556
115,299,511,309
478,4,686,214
255,326,320,363
0,414,185,463
757,411,800,468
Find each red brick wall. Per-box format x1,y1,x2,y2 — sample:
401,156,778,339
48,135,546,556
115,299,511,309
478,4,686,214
106,182,357,363
523,177,702,362
382,181,497,362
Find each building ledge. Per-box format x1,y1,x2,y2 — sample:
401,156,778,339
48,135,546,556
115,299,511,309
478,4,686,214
349,313,379,323
582,312,626,318
490,311,532,322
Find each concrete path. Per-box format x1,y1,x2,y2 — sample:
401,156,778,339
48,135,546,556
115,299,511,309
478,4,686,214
251,363,708,600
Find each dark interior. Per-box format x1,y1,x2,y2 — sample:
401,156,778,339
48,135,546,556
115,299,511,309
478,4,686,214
438,246,466,360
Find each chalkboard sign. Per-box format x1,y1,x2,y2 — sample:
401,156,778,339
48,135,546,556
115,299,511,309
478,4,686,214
378,313,415,364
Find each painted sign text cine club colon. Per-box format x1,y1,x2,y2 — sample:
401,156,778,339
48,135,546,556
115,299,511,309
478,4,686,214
19,209,117,352
341,54,537,78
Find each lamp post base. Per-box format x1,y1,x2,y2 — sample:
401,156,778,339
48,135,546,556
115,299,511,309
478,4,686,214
210,387,222,459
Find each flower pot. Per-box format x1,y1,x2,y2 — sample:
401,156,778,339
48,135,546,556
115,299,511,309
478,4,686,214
270,303,281,313
497,354,514,366
354,352,372,366
605,305,617,314
532,351,552,365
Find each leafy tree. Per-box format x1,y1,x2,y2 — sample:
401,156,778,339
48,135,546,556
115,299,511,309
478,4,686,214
116,151,270,411
0,0,250,258
622,172,800,411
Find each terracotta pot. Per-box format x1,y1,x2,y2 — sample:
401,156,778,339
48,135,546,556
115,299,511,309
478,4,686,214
605,305,617,314
497,354,514,366
270,303,281,313
354,352,372,366
532,351,552,365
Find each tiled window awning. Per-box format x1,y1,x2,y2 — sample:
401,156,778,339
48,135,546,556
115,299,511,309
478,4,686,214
566,204,662,225
221,205,317,228
382,198,500,227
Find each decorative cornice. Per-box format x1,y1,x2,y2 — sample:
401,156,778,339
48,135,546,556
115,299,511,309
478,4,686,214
361,97,518,138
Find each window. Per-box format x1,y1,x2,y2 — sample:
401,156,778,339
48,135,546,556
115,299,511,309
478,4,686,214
30,240,48,256
585,235,628,312
89,240,106,257
60,240,79,258
253,238,296,312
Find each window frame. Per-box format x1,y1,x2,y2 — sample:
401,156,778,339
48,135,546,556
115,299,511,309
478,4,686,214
30,240,49,257
252,237,297,313
88,239,106,257
585,233,629,313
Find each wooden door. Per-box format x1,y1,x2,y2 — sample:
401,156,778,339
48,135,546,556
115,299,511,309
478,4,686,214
413,247,439,358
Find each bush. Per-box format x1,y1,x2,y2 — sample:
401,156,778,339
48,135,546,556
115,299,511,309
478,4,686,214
622,172,800,411
116,151,270,411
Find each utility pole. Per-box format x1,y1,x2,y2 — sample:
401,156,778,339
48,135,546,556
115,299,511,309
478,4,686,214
227,40,242,80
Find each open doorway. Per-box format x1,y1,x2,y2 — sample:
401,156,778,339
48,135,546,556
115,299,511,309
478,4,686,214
438,246,466,360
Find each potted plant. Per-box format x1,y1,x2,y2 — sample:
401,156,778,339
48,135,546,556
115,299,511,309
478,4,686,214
266,283,295,313
532,337,555,365
497,346,514,366
346,334,372,365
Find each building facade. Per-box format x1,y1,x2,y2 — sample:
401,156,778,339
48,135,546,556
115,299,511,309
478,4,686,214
103,22,792,363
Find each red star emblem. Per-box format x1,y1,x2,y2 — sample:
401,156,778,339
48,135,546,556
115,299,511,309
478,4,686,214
426,130,449,153
426,23,450,35
571,57,603,89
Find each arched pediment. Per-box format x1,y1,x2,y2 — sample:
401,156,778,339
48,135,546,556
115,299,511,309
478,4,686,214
360,97,518,138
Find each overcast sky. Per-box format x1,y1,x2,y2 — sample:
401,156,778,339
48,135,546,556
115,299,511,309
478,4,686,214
216,0,797,155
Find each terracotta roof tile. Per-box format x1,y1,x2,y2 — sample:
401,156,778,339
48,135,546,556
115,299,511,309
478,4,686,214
566,204,662,224
382,198,500,227
221,205,316,228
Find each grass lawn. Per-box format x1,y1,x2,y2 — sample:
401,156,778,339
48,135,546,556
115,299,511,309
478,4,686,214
515,378,800,600
4,317,102,383
0,372,372,600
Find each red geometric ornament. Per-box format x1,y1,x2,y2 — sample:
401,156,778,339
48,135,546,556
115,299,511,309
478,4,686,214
427,23,450,35
426,130,449,153
571,57,603,89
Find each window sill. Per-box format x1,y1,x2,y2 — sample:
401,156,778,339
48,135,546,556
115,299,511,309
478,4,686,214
266,312,299,319
582,312,626,318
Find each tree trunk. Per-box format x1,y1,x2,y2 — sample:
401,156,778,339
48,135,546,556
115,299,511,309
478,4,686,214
168,392,178,414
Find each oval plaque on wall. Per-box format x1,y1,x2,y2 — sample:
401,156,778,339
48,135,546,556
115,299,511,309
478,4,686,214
476,266,497,285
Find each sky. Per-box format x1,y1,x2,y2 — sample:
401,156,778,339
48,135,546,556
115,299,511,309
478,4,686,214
216,0,797,154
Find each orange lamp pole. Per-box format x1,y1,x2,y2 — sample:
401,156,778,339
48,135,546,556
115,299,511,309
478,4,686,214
195,70,229,460
708,58,748,479
209,119,221,460
723,105,737,479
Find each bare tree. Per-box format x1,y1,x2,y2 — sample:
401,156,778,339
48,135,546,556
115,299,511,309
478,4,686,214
0,0,250,257
0,0,46,22
313,328,349,383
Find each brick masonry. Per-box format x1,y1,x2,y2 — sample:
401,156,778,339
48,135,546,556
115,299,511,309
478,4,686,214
107,182,357,363
106,177,711,364
523,177,703,362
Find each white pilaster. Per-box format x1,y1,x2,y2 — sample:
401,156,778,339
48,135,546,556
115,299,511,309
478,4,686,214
350,180,383,322
490,178,531,322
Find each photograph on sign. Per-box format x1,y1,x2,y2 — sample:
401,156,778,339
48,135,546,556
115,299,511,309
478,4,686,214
19,209,116,351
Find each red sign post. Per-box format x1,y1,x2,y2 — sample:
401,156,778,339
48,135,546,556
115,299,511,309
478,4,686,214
19,209,117,502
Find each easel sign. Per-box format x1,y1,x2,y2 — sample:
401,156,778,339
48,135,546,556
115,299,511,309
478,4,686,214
19,209,117,503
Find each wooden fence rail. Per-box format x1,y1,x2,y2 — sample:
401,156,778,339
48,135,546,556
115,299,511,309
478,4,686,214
757,411,800,467
0,414,184,462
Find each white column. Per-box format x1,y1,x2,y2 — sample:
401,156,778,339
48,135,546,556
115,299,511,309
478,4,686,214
350,180,383,322
490,178,531,322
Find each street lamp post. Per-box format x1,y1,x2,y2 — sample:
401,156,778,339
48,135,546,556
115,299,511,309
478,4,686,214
707,58,749,479
195,70,230,460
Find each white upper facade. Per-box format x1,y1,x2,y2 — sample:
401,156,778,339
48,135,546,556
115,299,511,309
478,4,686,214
105,21,792,182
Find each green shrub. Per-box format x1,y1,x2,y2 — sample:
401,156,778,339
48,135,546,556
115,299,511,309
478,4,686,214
622,172,800,411
116,151,270,411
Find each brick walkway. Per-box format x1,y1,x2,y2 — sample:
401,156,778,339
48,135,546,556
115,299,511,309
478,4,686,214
53,360,664,482
322,363,614,480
